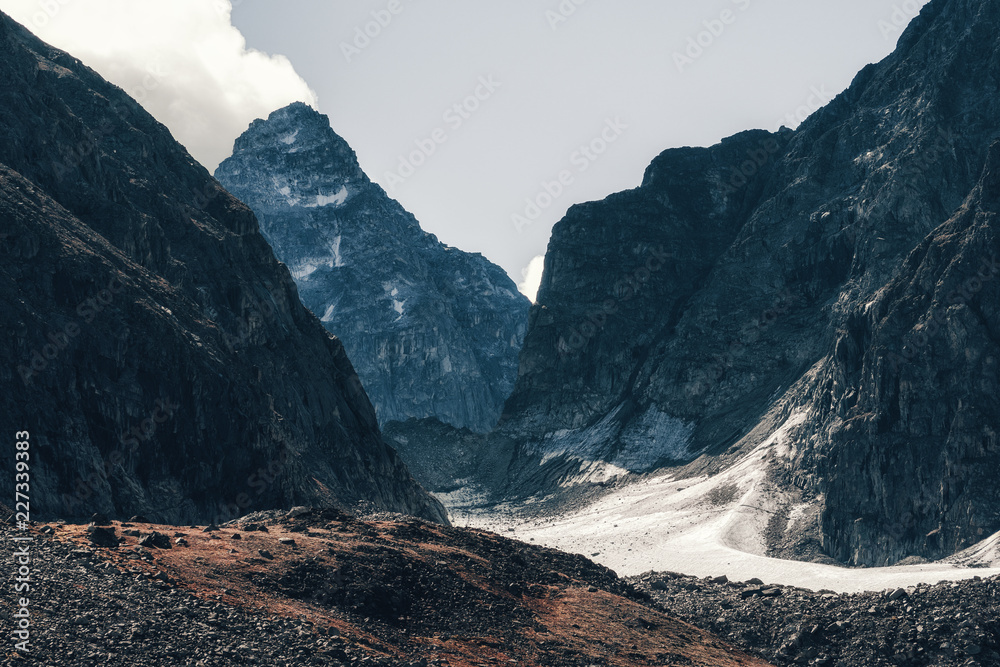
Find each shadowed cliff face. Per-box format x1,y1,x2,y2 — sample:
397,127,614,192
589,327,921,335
215,104,529,434
0,12,446,525
498,0,1000,565
807,143,1000,566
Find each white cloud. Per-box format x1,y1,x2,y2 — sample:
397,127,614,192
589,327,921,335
0,0,318,172
518,255,545,303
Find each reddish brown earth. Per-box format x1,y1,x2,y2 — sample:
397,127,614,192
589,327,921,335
50,509,774,666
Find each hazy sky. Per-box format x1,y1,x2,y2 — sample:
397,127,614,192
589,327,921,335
0,0,929,299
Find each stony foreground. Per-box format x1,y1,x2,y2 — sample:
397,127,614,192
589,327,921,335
631,570,1000,666
0,509,771,667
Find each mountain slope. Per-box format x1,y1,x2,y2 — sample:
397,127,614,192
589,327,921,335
14,511,775,667
0,11,445,524
496,0,1000,566
805,141,1000,565
215,104,529,433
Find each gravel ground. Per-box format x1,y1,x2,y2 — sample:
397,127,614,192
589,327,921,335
0,522,416,666
630,570,1000,666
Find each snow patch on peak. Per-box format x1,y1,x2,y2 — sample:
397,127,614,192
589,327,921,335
280,130,299,145
273,180,300,207
382,282,406,319
306,185,349,208
330,235,345,268
291,263,318,281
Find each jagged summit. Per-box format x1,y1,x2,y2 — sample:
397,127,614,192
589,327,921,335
0,10,445,524
216,104,530,433
227,102,373,217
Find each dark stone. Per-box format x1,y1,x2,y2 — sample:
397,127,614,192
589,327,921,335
87,526,119,548
138,532,172,549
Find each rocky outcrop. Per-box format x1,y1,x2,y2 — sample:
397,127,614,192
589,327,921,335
634,570,1000,667
215,104,529,433
14,514,775,667
802,143,1000,566
0,11,446,525
497,0,1000,565
382,418,504,495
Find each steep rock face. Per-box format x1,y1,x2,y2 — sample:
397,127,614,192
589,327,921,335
803,143,1000,566
382,418,503,496
498,0,1000,564
501,129,792,488
0,12,446,524
215,104,529,433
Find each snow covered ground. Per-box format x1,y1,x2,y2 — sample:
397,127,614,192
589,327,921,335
446,412,1000,594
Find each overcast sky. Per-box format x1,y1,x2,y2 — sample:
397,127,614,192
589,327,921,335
0,0,929,299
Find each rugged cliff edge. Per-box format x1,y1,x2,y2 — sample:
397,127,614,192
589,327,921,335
0,12,446,524
215,104,529,433
497,0,1000,566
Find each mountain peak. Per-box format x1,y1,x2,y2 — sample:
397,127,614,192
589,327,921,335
224,102,369,212
0,12,446,523
217,106,530,433
254,101,331,135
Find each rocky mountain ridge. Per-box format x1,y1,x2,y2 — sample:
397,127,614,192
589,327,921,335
493,0,1000,567
0,11,445,524
215,104,529,434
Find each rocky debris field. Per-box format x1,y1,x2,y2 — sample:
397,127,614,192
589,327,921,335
630,570,1000,666
0,522,411,666
1,509,772,667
